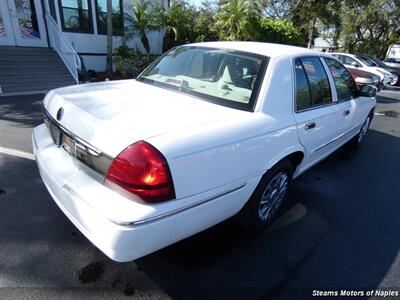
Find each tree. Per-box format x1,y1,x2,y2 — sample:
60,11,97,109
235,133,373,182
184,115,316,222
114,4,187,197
193,0,219,42
260,0,291,19
216,0,261,41
339,0,400,57
125,0,161,53
286,0,333,48
257,18,302,45
259,0,342,47
157,0,196,52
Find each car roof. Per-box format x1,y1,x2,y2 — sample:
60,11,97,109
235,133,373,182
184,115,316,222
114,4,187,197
331,52,359,57
185,41,317,58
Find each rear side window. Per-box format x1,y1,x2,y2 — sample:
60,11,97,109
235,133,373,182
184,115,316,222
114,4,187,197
324,57,357,101
295,57,332,111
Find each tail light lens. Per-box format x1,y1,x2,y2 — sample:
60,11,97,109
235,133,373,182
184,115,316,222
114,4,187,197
105,141,175,202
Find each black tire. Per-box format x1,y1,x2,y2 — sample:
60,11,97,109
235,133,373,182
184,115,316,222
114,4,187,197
389,72,399,86
236,159,293,231
349,113,372,149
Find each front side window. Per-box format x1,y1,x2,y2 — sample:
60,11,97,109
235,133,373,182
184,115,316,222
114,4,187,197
59,0,93,33
137,46,268,111
324,58,357,101
96,0,123,35
295,57,332,111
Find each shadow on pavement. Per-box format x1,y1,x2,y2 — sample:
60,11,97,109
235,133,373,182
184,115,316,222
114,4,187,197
0,94,44,127
134,129,400,299
377,94,400,104
0,130,399,299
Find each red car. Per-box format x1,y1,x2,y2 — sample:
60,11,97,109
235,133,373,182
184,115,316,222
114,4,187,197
346,66,383,91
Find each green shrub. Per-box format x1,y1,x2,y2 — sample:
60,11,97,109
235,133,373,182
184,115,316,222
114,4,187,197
113,45,159,78
257,18,302,46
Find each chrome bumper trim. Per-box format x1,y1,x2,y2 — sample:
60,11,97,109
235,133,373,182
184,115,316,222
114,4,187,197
120,182,247,227
43,109,113,176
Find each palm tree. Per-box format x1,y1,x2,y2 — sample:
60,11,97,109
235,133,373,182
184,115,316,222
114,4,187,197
159,0,195,52
216,0,260,41
125,0,161,54
106,0,113,75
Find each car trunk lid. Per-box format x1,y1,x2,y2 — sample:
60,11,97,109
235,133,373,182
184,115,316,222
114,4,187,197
44,79,245,158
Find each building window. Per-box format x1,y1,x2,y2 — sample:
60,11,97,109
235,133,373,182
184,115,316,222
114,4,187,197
95,0,124,36
59,0,93,33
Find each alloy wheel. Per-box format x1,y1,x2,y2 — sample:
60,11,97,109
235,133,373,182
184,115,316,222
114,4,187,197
358,116,370,144
390,74,399,86
258,172,289,221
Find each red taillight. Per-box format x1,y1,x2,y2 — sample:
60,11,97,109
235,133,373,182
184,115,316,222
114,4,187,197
105,141,175,202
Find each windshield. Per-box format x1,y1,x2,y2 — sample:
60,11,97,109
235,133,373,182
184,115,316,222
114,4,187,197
369,57,387,67
356,56,378,67
137,46,269,111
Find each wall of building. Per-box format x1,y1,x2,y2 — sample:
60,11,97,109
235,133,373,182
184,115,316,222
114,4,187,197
45,0,167,72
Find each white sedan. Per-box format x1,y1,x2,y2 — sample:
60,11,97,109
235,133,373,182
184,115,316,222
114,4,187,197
331,52,394,85
33,42,376,262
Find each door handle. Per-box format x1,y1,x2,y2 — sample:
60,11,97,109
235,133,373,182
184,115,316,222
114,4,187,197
343,109,350,116
305,122,316,130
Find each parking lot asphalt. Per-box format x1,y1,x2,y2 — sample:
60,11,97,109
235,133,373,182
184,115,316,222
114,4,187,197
0,88,399,299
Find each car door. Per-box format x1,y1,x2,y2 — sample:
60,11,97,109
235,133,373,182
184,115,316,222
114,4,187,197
323,57,372,138
293,57,343,171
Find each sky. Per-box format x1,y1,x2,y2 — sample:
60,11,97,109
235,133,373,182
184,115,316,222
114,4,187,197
189,0,204,7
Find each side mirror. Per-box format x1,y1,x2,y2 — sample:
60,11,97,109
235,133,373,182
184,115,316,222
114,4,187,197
351,61,360,68
358,84,377,97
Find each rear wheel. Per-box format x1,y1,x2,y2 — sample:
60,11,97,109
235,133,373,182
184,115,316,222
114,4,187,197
349,114,372,149
237,159,293,231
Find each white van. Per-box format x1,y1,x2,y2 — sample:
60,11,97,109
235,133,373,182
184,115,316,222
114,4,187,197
385,44,400,67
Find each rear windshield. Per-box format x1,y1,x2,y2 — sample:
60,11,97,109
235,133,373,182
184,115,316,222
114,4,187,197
137,46,269,111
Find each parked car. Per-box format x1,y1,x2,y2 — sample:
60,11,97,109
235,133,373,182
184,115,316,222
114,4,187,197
357,54,400,86
331,52,394,85
346,66,383,91
385,44,400,65
33,42,376,262
384,57,400,68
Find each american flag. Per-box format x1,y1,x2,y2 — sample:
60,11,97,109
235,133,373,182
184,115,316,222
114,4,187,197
0,21,6,38
20,26,40,39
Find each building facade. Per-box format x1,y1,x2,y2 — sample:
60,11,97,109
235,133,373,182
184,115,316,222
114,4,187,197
0,0,167,71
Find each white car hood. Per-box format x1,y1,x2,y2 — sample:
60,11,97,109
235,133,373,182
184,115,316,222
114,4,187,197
44,80,245,157
375,67,392,76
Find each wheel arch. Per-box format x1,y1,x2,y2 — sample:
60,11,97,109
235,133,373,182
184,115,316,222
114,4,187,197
264,146,306,178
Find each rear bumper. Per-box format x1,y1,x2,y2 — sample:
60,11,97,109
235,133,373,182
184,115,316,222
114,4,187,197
33,124,253,262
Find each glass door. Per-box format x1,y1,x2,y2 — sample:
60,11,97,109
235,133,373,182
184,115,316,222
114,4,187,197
7,0,47,47
0,1,16,46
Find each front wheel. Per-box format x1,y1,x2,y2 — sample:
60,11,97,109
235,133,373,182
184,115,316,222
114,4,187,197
389,73,399,86
236,159,293,231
